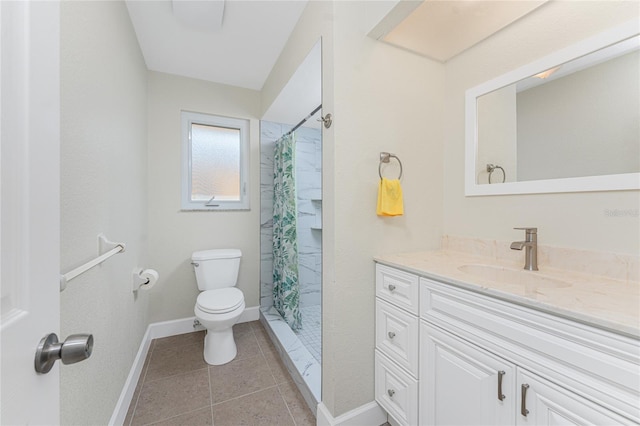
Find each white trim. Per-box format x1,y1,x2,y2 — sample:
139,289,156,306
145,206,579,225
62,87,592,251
238,305,260,323
108,306,260,425
108,326,153,426
316,401,387,426
465,20,640,196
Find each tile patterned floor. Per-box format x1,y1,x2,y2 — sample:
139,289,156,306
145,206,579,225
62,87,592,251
294,305,321,363
124,321,316,426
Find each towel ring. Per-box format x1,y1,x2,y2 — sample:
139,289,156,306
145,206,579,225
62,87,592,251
379,152,403,180
486,163,506,184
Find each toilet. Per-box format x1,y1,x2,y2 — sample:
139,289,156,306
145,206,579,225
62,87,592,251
192,249,245,365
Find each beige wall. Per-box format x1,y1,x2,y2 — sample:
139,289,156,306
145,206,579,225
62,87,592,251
146,72,261,323
443,1,640,255
263,1,445,417
60,1,149,424
328,2,445,415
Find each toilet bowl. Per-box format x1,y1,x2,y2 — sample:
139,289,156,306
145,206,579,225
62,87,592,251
192,249,245,365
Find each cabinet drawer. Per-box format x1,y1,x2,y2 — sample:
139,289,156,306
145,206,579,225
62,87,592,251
376,264,419,315
375,350,418,426
376,299,419,376
420,278,640,422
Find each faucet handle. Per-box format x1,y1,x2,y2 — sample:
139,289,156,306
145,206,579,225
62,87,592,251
514,227,537,234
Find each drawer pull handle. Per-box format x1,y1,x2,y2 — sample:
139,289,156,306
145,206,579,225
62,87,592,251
387,389,395,398
497,371,506,401
388,331,396,339
388,284,396,292
521,384,530,417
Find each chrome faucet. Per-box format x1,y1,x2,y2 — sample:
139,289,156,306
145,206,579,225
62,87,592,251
510,227,538,271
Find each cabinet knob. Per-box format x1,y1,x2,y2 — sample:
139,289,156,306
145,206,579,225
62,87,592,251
388,284,396,292
388,331,396,339
387,389,395,398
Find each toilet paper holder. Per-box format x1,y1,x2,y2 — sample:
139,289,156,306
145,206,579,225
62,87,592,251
132,268,159,292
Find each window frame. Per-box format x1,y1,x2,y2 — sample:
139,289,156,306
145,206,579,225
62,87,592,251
181,111,250,211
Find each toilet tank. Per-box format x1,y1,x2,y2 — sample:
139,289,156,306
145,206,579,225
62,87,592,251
192,249,242,291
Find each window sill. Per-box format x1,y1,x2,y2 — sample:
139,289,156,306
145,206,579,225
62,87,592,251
179,208,251,212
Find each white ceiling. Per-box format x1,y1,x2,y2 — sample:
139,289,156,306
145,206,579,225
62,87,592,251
125,0,308,90
371,0,548,62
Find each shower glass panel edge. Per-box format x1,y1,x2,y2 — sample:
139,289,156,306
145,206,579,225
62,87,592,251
259,119,322,414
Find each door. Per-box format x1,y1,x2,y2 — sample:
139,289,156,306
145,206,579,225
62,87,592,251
1,1,61,424
420,323,516,426
516,369,635,426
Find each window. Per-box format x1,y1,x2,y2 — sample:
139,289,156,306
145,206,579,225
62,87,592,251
181,111,250,210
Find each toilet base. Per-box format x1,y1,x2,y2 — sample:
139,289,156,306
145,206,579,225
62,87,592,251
204,328,237,365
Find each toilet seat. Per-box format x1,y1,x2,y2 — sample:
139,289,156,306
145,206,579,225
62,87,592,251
196,288,244,314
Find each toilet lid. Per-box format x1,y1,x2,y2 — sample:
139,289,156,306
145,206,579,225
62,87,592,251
197,288,244,314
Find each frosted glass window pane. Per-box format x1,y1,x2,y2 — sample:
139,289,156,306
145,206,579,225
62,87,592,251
191,123,240,202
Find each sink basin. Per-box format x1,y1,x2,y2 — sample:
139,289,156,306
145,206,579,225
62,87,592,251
458,264,571,289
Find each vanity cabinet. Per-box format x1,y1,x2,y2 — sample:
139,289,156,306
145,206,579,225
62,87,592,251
420,277,639,426
374,263,640,426
420,322,635,426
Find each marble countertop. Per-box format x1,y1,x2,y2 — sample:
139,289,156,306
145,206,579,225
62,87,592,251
375,250,640,339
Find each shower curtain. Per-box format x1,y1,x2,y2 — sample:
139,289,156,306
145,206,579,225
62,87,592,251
272,132,301,330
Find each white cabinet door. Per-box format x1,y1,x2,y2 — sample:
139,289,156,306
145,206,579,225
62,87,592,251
420,323,516,426
516,369,635,426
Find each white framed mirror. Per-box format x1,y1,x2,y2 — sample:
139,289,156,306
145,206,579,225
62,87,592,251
465,20,640,196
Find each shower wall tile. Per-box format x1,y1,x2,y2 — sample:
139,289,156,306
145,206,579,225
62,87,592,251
297,187,322,201
261,121,285,142
297,171,321,195
296,142,317,171
294,127,322,309
297,200,315,215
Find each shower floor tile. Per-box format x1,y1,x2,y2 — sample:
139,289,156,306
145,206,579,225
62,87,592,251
295,305,322,363
124,321,315,426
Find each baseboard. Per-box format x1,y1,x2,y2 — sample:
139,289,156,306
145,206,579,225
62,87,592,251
239,305,260,323
108,306,260,425
108,326,153,426
316,401,387,426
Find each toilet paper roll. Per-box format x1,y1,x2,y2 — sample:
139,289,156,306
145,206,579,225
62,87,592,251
140,269,159,290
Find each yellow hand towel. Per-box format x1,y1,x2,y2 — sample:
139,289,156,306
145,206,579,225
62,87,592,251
377,178,404,217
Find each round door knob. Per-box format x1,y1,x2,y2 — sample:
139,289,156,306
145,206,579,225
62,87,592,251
388,332,396,339
387,389,396,398
35,333,94,374
388,284,396,292
61,334,94,365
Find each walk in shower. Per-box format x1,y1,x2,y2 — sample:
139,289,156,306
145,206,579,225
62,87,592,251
260,113,322,410
259,39,322,413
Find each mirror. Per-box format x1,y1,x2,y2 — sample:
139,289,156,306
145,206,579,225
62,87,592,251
465,21,640,196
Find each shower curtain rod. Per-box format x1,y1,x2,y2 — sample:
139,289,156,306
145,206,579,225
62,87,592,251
286,104,322,136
